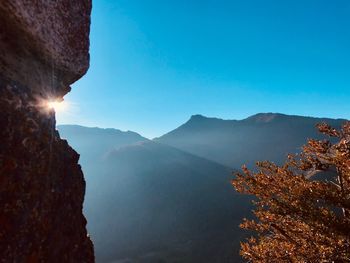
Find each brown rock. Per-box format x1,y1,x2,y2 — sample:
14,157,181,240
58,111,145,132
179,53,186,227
0,0,92,96
0,1,94,262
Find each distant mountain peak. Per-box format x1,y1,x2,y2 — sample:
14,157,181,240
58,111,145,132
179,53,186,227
188,113,287,124
245,113,285,123
189,114,208,120
58,124,148,140
188,114,226,122
182,115,230,129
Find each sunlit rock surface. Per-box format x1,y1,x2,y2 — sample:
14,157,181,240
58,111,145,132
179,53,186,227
0,0,94,262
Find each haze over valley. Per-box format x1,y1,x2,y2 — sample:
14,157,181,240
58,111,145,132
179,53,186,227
58,113,345,263
2,1,349,262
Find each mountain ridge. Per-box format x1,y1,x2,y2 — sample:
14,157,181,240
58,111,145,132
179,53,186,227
154,113,347,141
57,113,347,263
58,124,147,139
155,113,346,167
58,113,347,141
58,127,243,262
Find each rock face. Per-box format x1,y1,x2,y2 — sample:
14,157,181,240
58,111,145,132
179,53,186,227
0,1,94,262
0,0,91,95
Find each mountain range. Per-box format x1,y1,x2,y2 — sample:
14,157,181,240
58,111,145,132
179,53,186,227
58,113,346,263
155,113,344,167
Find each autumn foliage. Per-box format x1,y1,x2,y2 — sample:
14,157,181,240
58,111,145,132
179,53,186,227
232,122,350,262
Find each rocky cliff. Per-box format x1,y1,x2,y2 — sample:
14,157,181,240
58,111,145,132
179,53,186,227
0,1,94,262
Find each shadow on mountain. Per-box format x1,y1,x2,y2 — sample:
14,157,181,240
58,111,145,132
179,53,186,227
59,125,250,263
155,113,345,168
58,114,345,262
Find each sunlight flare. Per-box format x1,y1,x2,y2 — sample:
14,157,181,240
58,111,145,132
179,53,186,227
46,100,68,113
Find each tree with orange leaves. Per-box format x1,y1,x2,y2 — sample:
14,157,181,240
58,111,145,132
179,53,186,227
232,122,350,262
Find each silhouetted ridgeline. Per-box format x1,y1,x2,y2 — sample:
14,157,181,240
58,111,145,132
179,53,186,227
0,1,94,262
58,113,345,263
156,113,345,167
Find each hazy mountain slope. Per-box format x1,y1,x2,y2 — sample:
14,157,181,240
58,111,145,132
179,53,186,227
58,125,151,207
58,125,148,165
155,113,345,168
58,126,250,262
88,141,249,263
57,114,346,262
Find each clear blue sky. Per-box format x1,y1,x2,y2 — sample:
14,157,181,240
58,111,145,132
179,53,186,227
57,0,350,138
